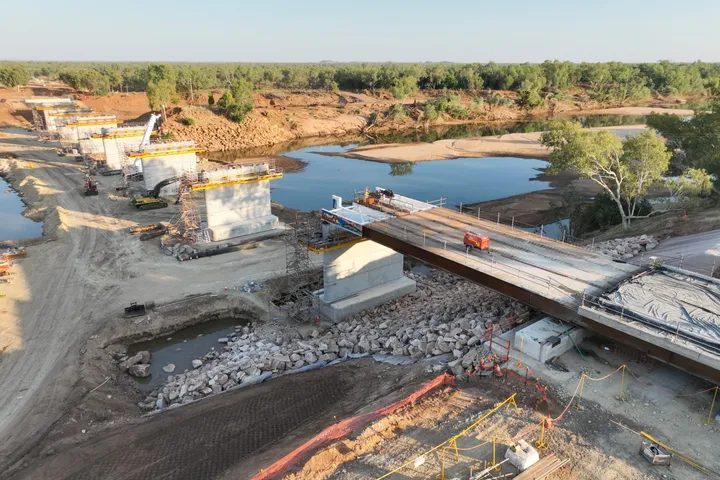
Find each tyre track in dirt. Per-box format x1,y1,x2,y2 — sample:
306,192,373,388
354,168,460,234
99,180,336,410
0,134,119,472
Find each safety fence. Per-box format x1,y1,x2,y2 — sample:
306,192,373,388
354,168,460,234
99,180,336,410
251,373,456,480
251,351,719,480
418,197,714,279
372,359,719,480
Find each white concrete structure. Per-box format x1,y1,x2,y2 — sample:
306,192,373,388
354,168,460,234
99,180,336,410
24,97,77,131
195,163,282,241
44,107,91,131
314,198,419,321
78,136,104,156
505,440,539,471
318,240,416,321
130,141,200,196
513,316,588,363
96,126,153,168
58,115,118,142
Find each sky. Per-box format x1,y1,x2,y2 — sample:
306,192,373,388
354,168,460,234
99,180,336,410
1,0,717,63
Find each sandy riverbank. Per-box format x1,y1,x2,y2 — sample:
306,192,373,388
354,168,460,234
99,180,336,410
325,125,648,163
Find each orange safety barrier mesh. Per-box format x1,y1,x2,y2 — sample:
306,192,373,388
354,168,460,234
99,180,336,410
251,373,456,480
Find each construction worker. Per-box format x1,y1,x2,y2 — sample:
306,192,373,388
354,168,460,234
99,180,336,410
543,416,553,429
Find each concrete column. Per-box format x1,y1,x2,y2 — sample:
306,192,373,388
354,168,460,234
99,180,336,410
205,180,279,241
319,240,416,321
141,152,197,196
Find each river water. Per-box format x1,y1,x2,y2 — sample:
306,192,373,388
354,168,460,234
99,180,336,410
272,145,552,212
0,177,42,241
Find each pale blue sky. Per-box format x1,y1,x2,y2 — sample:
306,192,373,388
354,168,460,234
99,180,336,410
1,0,717,62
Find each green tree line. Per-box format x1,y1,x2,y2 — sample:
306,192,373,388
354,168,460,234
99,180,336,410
3,60,720,102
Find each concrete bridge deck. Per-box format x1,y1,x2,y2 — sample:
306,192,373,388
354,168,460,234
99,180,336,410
364,206,639,320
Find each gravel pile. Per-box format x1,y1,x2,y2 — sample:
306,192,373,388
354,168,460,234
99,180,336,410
588,234,659,260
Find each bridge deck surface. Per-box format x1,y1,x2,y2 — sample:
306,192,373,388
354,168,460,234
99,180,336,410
366,207,640,309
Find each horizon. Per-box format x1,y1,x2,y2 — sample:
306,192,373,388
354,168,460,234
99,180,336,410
2,60,718,65
2,0,718,63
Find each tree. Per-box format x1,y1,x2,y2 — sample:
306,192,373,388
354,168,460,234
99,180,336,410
58,69,110,95
389,163,414,176
213,80,255,123
146,64,179,122
541,122,670,229
621,129,672,220
663,168,713,202
217,92,234,110
647,99,720,183
391,76,417,100
0,64,30,90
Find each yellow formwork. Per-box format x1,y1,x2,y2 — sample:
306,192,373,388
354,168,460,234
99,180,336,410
66,121,118,127
300,237,366,254
127,148,205,159
188,172,283,191
91,131,156,140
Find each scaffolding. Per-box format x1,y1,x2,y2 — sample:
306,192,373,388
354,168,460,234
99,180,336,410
177,170,210,244
187,161,283,191
283,214,322,322
117,142,132,192
31,108,44,130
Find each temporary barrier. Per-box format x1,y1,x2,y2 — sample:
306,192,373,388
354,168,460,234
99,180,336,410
252,373,455,480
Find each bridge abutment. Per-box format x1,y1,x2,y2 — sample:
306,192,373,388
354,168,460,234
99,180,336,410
318,240,416,322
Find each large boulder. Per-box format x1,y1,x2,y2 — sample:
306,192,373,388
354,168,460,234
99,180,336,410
119,352,143,371
128,364,151,378
138,350,152,364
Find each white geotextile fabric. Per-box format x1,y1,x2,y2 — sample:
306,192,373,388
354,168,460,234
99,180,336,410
602,270,720,346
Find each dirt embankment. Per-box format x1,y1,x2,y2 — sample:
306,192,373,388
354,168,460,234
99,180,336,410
3,84,695,152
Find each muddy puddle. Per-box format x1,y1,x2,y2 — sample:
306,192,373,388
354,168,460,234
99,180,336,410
127,317,250,392
0,177,42,241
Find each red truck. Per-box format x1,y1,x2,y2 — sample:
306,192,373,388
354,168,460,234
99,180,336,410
463,231,491,253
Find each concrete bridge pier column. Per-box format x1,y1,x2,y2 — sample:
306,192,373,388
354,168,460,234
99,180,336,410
318,240,416,322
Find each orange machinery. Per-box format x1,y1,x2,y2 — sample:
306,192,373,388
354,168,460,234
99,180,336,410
463,231,491,253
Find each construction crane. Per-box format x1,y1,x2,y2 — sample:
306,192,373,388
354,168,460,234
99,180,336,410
127,113,162,177
140,113,161,147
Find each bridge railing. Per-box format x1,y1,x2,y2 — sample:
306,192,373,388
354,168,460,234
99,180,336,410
435,199,716,279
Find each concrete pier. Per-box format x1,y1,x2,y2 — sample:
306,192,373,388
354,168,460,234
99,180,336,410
513,316,587,363
97,126,154,168
195,163,282,242
58,115,118,142
130,141,201,195
204,180,279,241
318,239,416,321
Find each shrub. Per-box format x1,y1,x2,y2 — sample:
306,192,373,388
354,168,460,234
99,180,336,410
386,103,407,120
208,93,215,105
181,117,195,126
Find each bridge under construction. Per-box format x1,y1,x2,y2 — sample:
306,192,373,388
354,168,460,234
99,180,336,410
318,188,720,383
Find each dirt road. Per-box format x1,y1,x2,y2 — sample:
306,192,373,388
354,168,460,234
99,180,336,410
0,128,311,473
646,229,720,276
